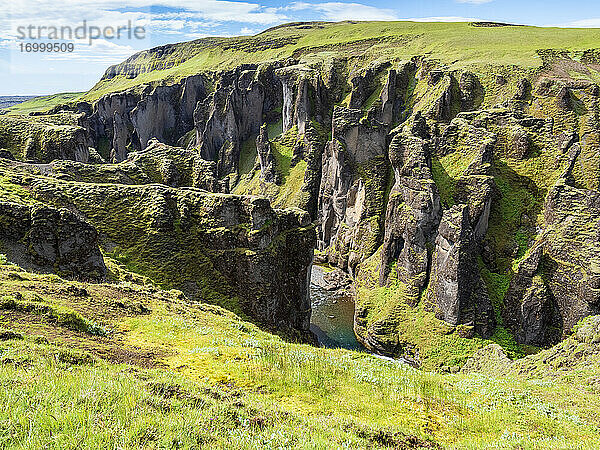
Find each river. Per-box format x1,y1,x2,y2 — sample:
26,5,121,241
309,265,365,351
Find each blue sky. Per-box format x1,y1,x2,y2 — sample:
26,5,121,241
1,0,599,96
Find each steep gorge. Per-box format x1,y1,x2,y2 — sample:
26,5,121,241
3,22,600,366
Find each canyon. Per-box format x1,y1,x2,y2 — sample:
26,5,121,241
2,21,600,367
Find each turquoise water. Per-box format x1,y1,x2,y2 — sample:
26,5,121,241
309,265,364,351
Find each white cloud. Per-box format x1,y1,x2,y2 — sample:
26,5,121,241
2,0,289,35
0,38,16,49
548,18,600,28
286,2,398,21
41,39,136,63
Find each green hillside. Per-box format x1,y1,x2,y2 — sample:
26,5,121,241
85,21,600,101
6,92,83,114
3,260,600,448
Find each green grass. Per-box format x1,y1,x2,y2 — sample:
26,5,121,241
2,261,600,448
7,92,83,114
238,137,258,177
0,295,107,336
0,174,34,204
233,126,310,210
83,21,600,101
431,150,476,207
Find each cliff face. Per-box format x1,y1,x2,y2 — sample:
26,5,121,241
0,158,316,339
89,76,205,162
4,24,600,363
0,201,106,280
0,114,93,163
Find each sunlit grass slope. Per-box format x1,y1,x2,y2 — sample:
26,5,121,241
6,92,83,114
84,21,600,101
2,257,600,448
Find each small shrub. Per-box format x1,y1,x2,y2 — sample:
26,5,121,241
0,329,24,341
33,335,49,345
55,348,95,365
0,295,107,336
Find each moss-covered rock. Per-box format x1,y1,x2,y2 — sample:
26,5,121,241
10,173,316,338
0,115,91,163
0,201,106,280
29,140,225,192
425,204,495,337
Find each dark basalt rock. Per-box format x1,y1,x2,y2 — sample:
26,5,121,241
429,74,460,122
425,204,495,337
459,71,483,111
354,303,403,356
514,78,531,101
0,149,15,160
317,106,388,273
194,67,273,177
503,152,600,345
348,61,391,109
277,65,326,135
453,135,495,240
503,246,560,346
507,126,531,159
0,201,106,281
556,86,573,110
299,123,325,220
378,61,414,125
256,124,279,184
379,133,441,295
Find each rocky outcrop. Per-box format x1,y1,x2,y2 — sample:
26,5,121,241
378,62,414,125
454,137,495,240
425,204,495,337
15,140,225,193
348,62,390,109
379,133,441,296
504,159,600,345
0,201,106,280
0,115,91,163
22,176,315,338
89,74,207,163
503,245,559,346
277,64,328,136
92,89,143,162
354,304,404,356
459,71,483,111
509,315,600,377
131,76,205,150
279,67,310,135
0,150,14,160
194,66,271,177
318,107,388,273
256,124,279,184
428,73,460,122
464,315,600,376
